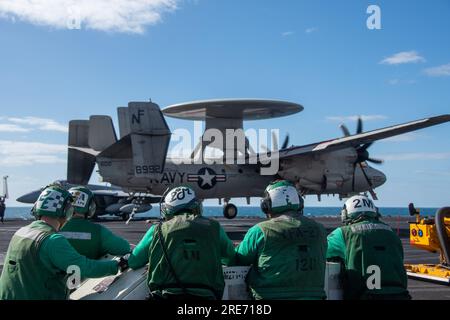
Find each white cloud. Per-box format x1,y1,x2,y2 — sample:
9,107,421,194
7,117,68,133
326,115,387,122
0,0,179,34
305,27,317,34
0,140,66,166
381,152,450,161
281,31,294,37
0,124,30,133
423,63,450,77
388,79,399,85
388,79,417,85
380,51,425,65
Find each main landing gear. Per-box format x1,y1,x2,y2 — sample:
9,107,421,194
223,202,238,219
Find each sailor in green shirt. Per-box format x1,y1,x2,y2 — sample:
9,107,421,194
0,185,123,300
60,186,130,259
236,180,327,300
128,186,236,300
327,195,410,300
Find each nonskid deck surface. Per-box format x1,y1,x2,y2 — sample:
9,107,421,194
1,216,449,300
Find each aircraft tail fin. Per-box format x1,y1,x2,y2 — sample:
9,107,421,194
67,120,96,185
88,116,117,151
100,101,171,176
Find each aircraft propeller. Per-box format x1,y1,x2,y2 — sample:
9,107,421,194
281,134,290,149
261,132,290,152
341,117,384,199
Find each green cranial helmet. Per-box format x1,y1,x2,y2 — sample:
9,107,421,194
34,185,74,220
260,180,303,215
160,186,202,219
68,186,97,218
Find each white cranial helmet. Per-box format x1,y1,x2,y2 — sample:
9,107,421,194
341,194,378,223
161,186,202,218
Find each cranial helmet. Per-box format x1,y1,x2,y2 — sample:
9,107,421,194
341,194,379,224
68,186,97,219
160,186,202,219
34,185,74,220
260,180,303,215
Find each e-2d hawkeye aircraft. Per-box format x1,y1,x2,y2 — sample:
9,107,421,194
66,99,450,219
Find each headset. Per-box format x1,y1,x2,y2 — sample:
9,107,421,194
85,197,97,219
260,193,272,215
159,187,173,221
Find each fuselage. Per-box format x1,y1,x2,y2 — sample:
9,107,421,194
97,146,386,200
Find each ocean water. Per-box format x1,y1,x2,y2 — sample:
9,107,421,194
1,206,441,221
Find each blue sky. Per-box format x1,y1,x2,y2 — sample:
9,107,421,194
0,0,449,208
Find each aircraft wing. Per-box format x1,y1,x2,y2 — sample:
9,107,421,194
251,114,450,161
92,189,161,202
92,189,130,198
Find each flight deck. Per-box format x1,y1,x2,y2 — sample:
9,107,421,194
1,216,449,300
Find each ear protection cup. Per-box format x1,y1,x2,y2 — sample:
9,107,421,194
159,187,174,220
260,192,272,215
62,197,74,220
82,197,97,219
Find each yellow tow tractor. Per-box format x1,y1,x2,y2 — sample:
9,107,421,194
405,204,450,284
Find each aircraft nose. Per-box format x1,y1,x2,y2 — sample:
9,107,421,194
16,190,41,204
370,167,386,188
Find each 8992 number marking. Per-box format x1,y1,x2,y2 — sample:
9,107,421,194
135,165,161,175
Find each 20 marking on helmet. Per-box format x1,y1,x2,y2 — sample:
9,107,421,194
161,186,202,219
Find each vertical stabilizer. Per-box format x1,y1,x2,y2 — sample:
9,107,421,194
126,102,171,176
67,120,97,185
88,116,117,151
117,107,131,139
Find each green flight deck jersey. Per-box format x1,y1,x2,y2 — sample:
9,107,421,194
236,214,328,300
60,217,131,259
0,220,119,300
327,218,409,300
128,213,236,299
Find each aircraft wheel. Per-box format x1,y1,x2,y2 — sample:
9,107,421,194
223,204,238,219
122,213,130,221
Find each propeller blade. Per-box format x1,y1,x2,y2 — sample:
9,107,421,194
367,157,384,164
272,131,279,151
359,163,379,200
281,134,290,149
359,162,373,188
368,189,378,200
356,117,363,134
352,162,357,192
358,142,374,152
340,124,351,137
